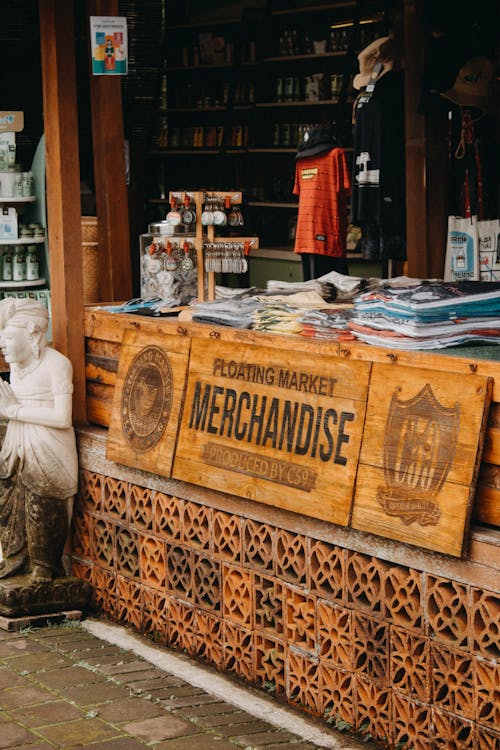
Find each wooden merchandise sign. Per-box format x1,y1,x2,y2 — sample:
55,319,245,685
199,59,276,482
172,338,371,525
106,329,190,476
351,363,491,557
106,333,492,556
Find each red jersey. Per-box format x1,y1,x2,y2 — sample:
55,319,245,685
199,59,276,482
293,147,350,257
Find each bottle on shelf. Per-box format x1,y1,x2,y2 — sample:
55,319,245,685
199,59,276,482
2,245,13,281
13,244,27,282
26,244,40,281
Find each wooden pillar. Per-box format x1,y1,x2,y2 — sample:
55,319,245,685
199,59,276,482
404,0,448,279
87,0,132,303
39,0,86,425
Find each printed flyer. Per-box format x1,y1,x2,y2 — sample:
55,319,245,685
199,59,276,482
90,16,128,75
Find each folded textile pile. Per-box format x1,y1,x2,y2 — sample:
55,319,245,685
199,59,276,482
191,295,260,328
266,271,376,303
300,307,356,340
253,303,304,335
350,281,500,349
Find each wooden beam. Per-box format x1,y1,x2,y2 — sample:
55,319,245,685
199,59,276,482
87,0,132,303
39,0,86,425
404,0,448,279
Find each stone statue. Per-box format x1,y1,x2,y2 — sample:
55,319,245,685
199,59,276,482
0,298,78,584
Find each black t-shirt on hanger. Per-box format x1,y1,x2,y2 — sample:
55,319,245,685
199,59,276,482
350,70,406,261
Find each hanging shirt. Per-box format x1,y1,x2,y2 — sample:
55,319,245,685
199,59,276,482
293,147,350,257
350,71,406,261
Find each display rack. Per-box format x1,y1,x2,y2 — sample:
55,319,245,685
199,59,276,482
168,189,258,302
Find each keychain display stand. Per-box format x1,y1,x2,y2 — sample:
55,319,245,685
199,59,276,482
168,190,258,302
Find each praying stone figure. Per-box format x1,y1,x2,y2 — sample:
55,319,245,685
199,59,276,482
0,298,78,585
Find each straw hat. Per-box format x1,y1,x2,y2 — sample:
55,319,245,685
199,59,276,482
353,36,394,90
441,57,496,113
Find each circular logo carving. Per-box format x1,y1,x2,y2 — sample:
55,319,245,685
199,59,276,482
121,346,173,451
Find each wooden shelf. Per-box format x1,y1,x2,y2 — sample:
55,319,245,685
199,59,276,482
0,277,46,289
166,62,235,72
167,17,240,31
0,236,45,246
248,201,298,209
264,51,346,62
148,149,221,155
247,148,296,154
0,196,36,204
256,99,349,107
272,1,356,16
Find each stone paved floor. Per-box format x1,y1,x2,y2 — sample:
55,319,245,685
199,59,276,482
0,619,372,750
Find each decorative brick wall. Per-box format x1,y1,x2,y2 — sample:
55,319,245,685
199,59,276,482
72,459,499,750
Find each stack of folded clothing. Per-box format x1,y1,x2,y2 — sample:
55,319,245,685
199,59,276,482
349,281,500,349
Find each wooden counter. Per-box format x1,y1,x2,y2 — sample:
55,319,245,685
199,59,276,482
84,307,500,531
78,306,500,747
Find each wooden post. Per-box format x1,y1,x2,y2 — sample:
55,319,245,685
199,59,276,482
87,0,132,303
404,0,448,279
39,0,86,425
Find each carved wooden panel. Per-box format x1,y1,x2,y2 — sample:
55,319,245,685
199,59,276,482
107,329,190,476
352,363,492,556
173,338,371,525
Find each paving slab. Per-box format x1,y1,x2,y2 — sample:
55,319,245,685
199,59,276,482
0,638,47,657
211,720,286,737
154,735,240,750
0,684,57,708
121,714,201,742
95,696,166,722
0,723,40,749
62,681,133,706
171,699,250,716
4,651,68,672
98,659,161,675
8,699,85,726
33,664,108,689
0,667,27,689
77,738,148,750
231,730,299,745
188,709,260,727
36,717,123,747
124,676,186,691
160,692,228,709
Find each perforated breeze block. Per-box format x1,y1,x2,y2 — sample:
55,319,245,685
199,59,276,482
73,469,500,749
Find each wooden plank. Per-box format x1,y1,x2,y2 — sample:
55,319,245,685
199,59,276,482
475,465,500,527
173,338,371,526
85,354,118,387
352,363,492,556
85,337,121,359
482,425,500,465
39,0,86,424
86,396,112,427
87,0,132,303
83,309,500,400
107,329,191,476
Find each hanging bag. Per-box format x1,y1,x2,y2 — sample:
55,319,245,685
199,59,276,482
443,215,480,281
478,219,500,281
